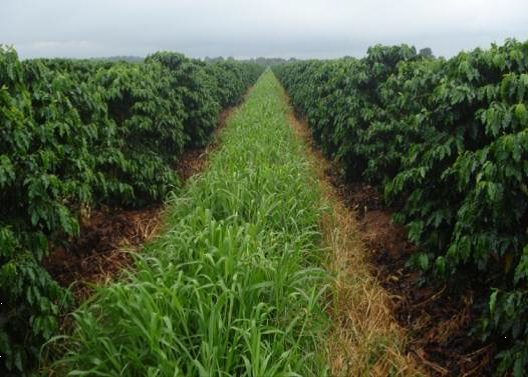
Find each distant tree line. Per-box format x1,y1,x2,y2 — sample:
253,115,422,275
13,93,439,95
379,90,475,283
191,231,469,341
89,56,145,63
204,56,299,66
79,48,435,66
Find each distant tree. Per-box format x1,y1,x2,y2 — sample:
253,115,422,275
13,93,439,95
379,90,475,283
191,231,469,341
419,47,434,59
89,56,144,63
204,56,225,63
239,57,301,66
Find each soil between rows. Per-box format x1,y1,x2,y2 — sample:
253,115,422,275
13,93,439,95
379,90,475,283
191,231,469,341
319,144,497,376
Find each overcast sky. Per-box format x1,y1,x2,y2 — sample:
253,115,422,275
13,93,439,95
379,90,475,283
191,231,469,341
2,0,528,60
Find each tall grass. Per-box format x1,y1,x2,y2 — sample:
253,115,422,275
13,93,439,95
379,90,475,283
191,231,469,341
49,71,330,376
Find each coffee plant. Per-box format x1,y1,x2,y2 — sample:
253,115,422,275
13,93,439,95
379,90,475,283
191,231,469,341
274,39,528,376
0,46,263,375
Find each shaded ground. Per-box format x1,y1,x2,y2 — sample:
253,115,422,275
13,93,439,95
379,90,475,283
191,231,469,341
44,105,237,300
324,163,497,377
44,206,162,300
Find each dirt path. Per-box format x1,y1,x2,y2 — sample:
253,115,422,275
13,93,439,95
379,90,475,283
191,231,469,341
282,93,425,377
44,105,239,300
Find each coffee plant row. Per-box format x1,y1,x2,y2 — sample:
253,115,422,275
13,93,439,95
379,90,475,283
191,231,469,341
273,39,528,376
0,47,263,375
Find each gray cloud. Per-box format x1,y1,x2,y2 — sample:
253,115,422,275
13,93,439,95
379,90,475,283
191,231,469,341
2,0,528,59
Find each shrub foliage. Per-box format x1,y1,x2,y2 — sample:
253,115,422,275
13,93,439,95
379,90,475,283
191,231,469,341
0,47,263,375
273,39,528,376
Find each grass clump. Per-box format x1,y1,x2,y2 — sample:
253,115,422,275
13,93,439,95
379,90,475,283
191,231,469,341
49,71,330,376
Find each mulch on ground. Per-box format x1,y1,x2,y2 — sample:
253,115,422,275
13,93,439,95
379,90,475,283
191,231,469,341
324,167,497,377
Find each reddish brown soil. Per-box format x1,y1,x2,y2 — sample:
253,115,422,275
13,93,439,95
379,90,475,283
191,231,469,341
44,206,162,299
44,106,237,300
324,167,497,376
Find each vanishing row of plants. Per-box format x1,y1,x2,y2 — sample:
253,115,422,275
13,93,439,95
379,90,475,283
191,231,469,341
273,39,528,376
46,71,328,376
0,47,263,375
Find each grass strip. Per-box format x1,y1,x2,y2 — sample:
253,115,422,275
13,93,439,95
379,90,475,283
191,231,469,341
48,71,330,376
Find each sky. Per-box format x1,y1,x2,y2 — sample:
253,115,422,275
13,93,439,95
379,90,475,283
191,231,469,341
2,0,528,60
